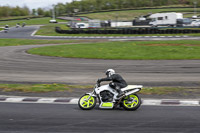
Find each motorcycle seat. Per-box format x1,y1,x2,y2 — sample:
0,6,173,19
121,85,143,91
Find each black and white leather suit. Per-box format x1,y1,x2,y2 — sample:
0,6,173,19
98,74,127,91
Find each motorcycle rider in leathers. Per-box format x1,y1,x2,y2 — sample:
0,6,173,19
97,69,127,98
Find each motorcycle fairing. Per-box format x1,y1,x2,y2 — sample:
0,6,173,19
99,102,114,108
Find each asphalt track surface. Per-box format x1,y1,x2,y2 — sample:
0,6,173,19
0,26,200,86
0,103,199,133
0,44,199,86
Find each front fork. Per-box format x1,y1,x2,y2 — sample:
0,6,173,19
86,90,96,101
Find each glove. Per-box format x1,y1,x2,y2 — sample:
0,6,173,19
97,79,101,84
97,79,101,87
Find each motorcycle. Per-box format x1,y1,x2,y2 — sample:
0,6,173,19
78,82,142,111
4,25,9,33
4,28,9,33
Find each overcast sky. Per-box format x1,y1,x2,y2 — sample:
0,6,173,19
0,0,73,9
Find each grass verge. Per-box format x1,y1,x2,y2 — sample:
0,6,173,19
78,7,200,21
139,87,200,96
0,83,199,97
35,24,69,36
28,40,200,60
0,83,92,93
0,38,79,47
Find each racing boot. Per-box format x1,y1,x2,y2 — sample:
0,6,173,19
116,87,125,98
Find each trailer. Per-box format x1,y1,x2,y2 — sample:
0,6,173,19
149,13,183,27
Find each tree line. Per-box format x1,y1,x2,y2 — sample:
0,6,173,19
0,6,30,18
0,6,51,18
0,0,200,18
56,0,200,15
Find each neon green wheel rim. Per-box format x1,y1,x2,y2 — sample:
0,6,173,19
123,95,139,108
80,95,95,108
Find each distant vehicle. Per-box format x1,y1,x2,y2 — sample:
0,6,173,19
16,23,20,28
4,25,9,33
149,12,183,27
88,20,101,28
49,19,57,23
22,22,26,27
76,23,89,28
191,20,200,27
176,18,192,27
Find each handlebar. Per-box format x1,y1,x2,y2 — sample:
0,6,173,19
95,82,101,88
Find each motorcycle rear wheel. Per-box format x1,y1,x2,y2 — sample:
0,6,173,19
122,94,141,111
78,94,96,110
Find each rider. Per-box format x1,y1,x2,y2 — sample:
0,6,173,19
97,69,127,98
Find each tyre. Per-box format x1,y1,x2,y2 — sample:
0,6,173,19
78,94,96,110
122,94,141,111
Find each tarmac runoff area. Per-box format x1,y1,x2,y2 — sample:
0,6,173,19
0,26,200,107
0,95,199,106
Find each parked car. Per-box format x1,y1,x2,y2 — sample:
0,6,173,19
176,18,192,27
76,23,89,28
191,20,200,26
49,19,57,23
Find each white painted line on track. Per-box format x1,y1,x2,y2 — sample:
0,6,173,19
180,100,199,106
183,35,188,37
142,99,161,105
31,29,38,36
69,99,79,104
5,98,25,102
37,98,57,103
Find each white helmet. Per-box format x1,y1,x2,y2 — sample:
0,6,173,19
105,69,115,77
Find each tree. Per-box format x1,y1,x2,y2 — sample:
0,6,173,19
32,9,37,16
10,6,21,16
56,3,66,15
44,11,51,17
37,8,44,15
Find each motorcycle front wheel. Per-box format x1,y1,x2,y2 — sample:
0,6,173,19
78,94,96,110
122,94,141,111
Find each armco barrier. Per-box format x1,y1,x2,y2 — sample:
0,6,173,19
55,27,200,34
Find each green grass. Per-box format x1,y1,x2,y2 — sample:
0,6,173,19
28,40,200,60
0,83,199,96
0,17,67,27
0,38,78,47
78,7,200,20
35,24,69,36
139,87,200,96
140,87,182,95
0,16,35,20
0,83,92,93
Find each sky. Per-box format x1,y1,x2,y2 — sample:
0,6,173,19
0,0,73,9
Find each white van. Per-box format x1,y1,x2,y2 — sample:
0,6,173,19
149,13,183,27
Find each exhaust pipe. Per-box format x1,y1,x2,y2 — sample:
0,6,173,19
124,88,141,96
